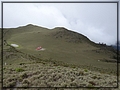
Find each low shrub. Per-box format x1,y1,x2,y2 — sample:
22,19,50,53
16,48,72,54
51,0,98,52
91,76,97,79
19,63,25,65
88,83,93,86
84,69,88,72
79,71,84,75
15,68,24,72
89,81,96,86
20,73,28,79
6,80,16,87
22,79,30,85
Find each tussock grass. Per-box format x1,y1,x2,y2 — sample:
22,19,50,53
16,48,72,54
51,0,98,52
15,68,24,72
3,59,118,88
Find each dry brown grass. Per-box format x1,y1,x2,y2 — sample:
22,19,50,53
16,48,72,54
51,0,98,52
3,60,118,89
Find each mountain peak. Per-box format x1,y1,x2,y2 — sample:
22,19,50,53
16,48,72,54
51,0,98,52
26,24,36,27
53,27,67,30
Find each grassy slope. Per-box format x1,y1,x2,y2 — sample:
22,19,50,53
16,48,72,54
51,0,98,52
2,47,119,89
1,24,120,89
3,24,117,72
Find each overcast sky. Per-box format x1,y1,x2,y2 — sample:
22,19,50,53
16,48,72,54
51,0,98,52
1,0,119,45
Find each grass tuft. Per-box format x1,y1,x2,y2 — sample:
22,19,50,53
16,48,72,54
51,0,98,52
15,68,24,72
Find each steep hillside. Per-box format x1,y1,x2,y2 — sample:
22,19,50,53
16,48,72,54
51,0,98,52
51,27,92,43
3,24,118,73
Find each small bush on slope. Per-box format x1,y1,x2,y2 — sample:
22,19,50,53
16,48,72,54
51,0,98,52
15,68,24,72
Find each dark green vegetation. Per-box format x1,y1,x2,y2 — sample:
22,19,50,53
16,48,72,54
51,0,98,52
2,24,120,88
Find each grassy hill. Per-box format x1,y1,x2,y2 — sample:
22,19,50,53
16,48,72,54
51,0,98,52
1,24,119,88
3,24,117,72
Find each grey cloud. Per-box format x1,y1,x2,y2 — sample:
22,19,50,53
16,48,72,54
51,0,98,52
1,1,119,45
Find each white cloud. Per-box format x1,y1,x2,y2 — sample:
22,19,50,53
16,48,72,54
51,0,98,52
1,1,119,45
3,3,71,29
34,5,71,28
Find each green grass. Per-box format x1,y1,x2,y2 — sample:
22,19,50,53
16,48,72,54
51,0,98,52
3,24,117,73
15,68,24,72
